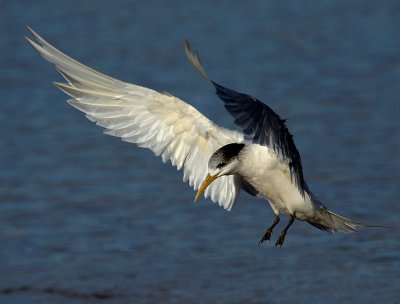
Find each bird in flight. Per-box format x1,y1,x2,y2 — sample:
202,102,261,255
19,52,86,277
27,27,375,247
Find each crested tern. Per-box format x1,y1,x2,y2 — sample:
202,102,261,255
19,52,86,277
27,28,378,247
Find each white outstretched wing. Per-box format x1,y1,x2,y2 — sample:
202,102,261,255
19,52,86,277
26,28,244,210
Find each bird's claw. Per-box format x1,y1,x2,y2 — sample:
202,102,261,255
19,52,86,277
274,232,286,247
258,229,273,245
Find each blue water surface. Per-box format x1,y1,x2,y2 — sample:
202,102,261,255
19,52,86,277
1,1,399,303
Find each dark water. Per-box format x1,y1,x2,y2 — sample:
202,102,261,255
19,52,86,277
1,1,400,303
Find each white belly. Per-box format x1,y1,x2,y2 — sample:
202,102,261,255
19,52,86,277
238,144,314,218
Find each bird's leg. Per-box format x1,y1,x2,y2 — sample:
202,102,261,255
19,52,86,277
258,214,280,245
274,215,295,247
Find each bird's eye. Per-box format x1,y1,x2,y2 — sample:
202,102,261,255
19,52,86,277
217,162,226,169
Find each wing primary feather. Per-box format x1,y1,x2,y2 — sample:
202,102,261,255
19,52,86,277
29,29,245,210
184,40,306,196
184,40,210,81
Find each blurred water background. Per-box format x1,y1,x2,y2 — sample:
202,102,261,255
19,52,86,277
1,1,399,303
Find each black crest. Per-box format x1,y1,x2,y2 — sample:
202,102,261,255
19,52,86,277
218,143,245,160
210,143,245,168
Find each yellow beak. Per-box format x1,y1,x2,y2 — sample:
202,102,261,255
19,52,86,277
194,174,219,202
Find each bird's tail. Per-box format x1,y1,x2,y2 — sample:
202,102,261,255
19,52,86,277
307,208,382,233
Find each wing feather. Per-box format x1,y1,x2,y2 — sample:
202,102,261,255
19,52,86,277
27,29,244,210
184,40,306,195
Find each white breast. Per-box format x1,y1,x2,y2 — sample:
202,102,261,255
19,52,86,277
237,144,314,218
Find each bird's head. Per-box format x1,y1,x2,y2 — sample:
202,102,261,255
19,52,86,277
194,143,245,201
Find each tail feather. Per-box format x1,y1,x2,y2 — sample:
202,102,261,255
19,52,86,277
308,208,379,234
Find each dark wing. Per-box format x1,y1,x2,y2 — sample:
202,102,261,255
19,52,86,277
184,40,306,195
240,178,260,197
